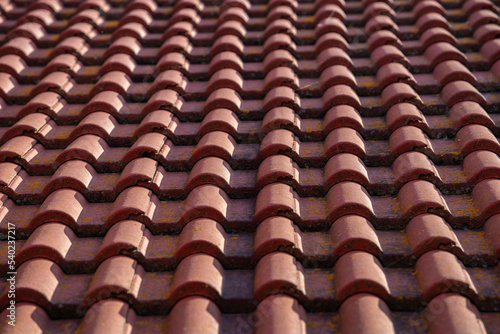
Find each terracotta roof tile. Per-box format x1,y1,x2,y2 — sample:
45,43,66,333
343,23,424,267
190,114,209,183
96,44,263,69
1,0,500,332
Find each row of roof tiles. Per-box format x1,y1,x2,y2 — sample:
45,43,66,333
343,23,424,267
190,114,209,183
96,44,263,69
2,214,499,274
1,250,499,316
3,293,495,334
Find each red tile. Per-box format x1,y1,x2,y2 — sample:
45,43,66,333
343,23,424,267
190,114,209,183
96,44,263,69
0,303,53,334
389,126,431,157
0,55,27,76
377,63,416,90
174,0,204,11
79,299,135,334
484,215,500,258
420,27,458,48
86,255,143,304
219,7,249,24
266,6,298,25
381,83,422,108
59,22,98,42
448,101,493,129
264,19,296,40
254,295,306,334
455,124,499,156
325,153,369,187
330,215,382,258
18,222,76,265
368,31,401,53
416,250,475,300
0,1,499,332
385,103,426,132
413,1,445,17
209,51,243,74
33,189,88,227
322,84,360,110
44,160,96,196
108,186,153,224
315,17,347,38
122,132,167,164
255,183,300,223
441,81,486,107
371,45,408,67
326,182,373,221
406,214,460,257
182,184,231,223
254,216,301,259
324,127,365,158
315,31,349,53
463,0,496,12
7,23,46,42
339,294,394,334
18,92,66,119
127,0,157,12
207,68,244,93
398,180,448,218
99,54,137,77
150,70,188,95
168,8,200,27
187,157,233,190
469,10,500,30
433,60,476,86
121,9,153,26
320,65,356,90
105,37,142,58
112,22,148,41
2,113,51,142
4,258,62,307
0,37,36,59
177,218,226,260
471,179,500,219
426,294,487,334
392,152,438,186
365,16,398,36
474,24,500,44
166,21,197,40
199,108,239,137
210,35,244,57
69,9,104,27
204,88,242,113
317,47,353,71
166,297,221,334
424,42,467,67
143,89,184,114
56,134,110,165
416,12,451,32
170,253,224,301
263,86,300,111
42,54,83,78
115,158,158,193
97,220,149,261
192,131,237,162
316,4,345,22
78,0,110,12
463,150,500,185
323,105,364,133
28,0,62,12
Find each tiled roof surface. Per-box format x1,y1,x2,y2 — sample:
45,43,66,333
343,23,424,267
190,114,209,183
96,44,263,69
0,0,500,332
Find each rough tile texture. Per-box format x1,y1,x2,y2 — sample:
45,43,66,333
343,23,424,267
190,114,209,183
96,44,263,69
0,0,500,332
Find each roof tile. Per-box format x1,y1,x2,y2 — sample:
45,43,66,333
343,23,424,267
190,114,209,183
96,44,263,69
1,0,500,331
